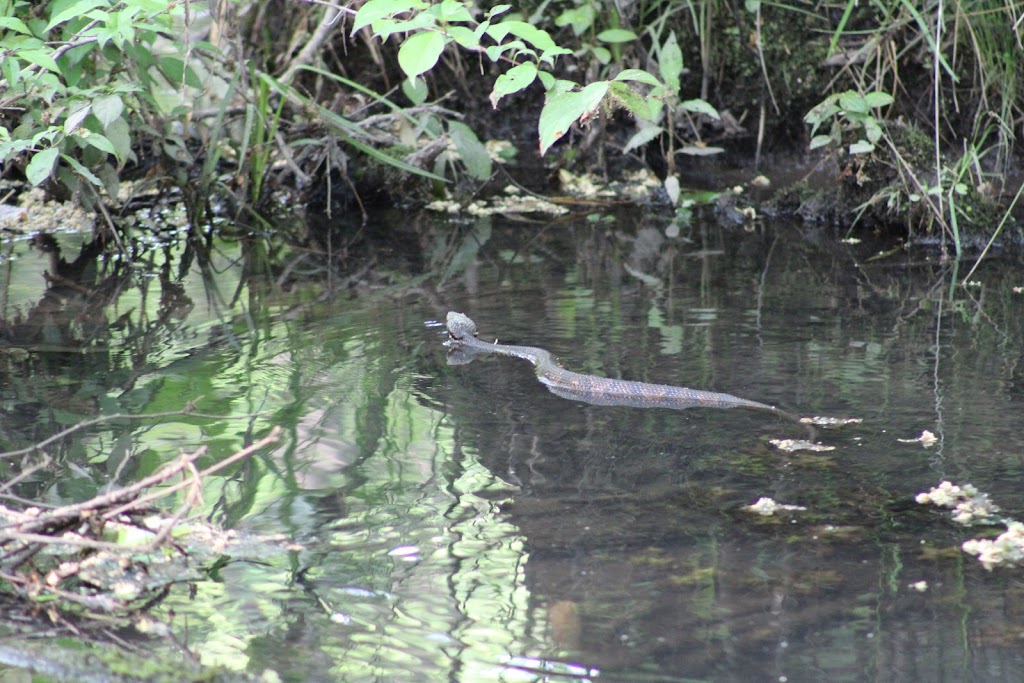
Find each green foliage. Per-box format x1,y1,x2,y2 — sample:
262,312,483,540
353,0,717,156
0,0,201,200
805,90,894,156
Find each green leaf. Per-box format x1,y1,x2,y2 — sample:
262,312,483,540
105,116,131,166
659,32,683,95
47,0,109,31
681,98,719,119
487,5,511,18
397,31,447,81
614,69,661,86
371,13,434,39
448,120,492,180
428,0,472,23
79,131,115,156
838,90,867,114
848,139,874,154
538,81,608,156
60,153,102,186
863,117,882,143
487,21,557,52
93,94,124,128
64,104,92,133
0,17,32,35
596,29,637,43
2,56,20,89
446,25,479,49
623,124,663,154
402,76,428,105
809,134,833,150
863,91,894,108
352,0,428,34
490,62,537,108
26,147,60,186
20,49,60,74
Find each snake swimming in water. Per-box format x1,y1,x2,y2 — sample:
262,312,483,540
444,311,799,421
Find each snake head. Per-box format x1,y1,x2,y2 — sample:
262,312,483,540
445,311,478,341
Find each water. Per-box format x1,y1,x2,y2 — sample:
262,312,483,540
2,214,1023,681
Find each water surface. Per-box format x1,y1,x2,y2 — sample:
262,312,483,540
2,214,1023,681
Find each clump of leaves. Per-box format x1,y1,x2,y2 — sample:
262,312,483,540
0,0,201,203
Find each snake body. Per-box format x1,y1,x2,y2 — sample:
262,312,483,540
444,311,789,416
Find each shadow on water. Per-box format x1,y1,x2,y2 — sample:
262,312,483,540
2,211,1024,681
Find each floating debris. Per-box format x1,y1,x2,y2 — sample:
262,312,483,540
745,497,807,516
800,416,863,428
963,523,1024,571
915,481,1000,525
898,430,938,447
909,580,928,592
769,439,836,452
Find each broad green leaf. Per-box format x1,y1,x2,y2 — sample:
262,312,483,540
372,13,434,39
539,45,573,66
78,131,115,156
448,120,492,180
352,0,428,34
863,117,882,143
614,69,661,86
487,21,557,52
596,28,637,43
623,124,663,154
490,62,537,108
402,76,428,105
590,46,611,65
487,4,511,19
838,90,867,114
47,0,109,30
659,32,683,95
849,139,874,154
863,91,894,108
26,147,59,186
64,104,92,133
446,25,479,49
538,81,608,156
681,98,720,119
105,116,131,166
809,134,833,150
2,56,20,89
427,0,472,23
93,94,124,128
537,71,555,89
60,153,102,186
397,31,447,81
20,49,60,74
0,17,31,35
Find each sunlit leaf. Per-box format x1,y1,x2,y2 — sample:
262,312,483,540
490,62,537,108
681,98,719,119
26,147,59,186
538,81,608,156
397,31,447,82
659,31,683,95
849,139,874,154
352,0,428,34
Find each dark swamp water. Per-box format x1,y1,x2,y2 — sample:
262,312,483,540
2,211,1024,682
